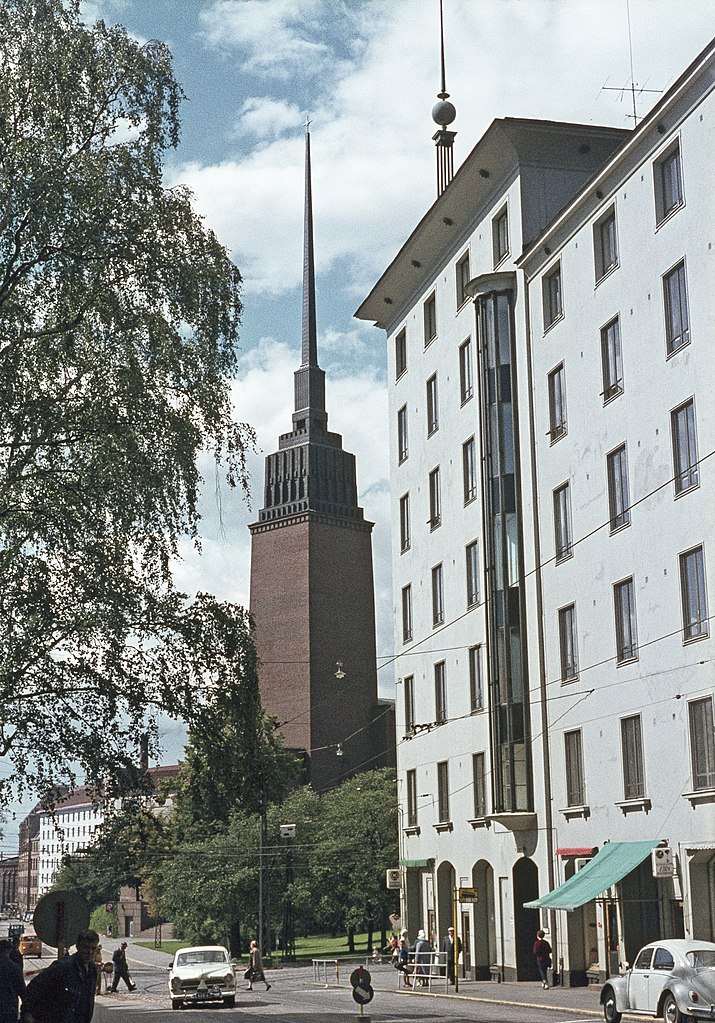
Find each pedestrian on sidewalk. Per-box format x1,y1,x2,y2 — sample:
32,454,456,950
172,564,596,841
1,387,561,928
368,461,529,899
442,926,462,985
21,927,99,1023
414,929,431,987
0,938,26,1023
533,929,552,989
110,941,136,992
394,937,412,986
245,940,271,992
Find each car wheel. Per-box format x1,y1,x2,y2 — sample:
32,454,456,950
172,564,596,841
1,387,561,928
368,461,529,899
223,995,236,1007
662,993,686,1023
603,987,622,1023
171,999,183,1010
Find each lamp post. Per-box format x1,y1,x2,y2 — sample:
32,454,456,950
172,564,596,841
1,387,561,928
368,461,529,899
279,824,296,961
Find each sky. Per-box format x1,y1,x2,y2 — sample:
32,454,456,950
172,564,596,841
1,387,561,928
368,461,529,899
2,0,714,855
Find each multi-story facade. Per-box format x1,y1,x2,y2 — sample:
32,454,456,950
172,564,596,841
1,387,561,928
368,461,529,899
0,855,18,911
17,810,40,914
37,788,105,895
356,39,713,985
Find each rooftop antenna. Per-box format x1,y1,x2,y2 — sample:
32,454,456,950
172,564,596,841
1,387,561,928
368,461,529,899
601,0,661,125
431,0,457,196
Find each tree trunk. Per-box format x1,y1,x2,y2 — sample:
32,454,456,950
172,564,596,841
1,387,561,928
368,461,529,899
347,927,355,954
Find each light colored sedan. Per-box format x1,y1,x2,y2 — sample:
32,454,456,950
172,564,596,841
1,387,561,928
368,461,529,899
167,944,236,1010
601,939,715,1023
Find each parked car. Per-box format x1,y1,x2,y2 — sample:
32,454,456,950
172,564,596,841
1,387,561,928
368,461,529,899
601,939,715,1022
19,933,43,958
167,945,236,1010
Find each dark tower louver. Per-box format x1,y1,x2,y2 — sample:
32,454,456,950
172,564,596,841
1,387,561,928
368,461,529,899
432,0,457,197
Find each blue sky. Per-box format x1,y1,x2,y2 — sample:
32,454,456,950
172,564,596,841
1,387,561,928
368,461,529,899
2,0,714,852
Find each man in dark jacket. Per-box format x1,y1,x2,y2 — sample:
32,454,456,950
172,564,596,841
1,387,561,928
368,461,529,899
441,926,462,985
0,938,27,1023
21,928,99,1023
110,941,135,992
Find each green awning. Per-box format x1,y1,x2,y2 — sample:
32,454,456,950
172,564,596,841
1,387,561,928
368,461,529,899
399,858,430,868
524,840,661,911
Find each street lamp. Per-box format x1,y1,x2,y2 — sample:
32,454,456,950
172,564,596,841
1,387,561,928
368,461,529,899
279,824,296,961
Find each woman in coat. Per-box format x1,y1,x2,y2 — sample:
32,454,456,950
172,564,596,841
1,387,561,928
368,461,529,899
246,940,271,992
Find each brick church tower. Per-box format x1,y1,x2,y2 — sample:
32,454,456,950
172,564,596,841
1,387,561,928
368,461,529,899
249,128,392,790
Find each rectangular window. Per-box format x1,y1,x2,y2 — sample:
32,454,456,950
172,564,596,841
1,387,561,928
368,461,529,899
395,328,407,379
621,714,645,800
434,661,447,724
472,752,487,818
688,697,715,791
559,604,578,682
671,399,698,494
469,644,483,711
431,563,444,627
543,262,563,328
404,674,415,735
493,205,509,266
553,482,573,562
663,260,690,355
601,316,623,401
680,545,709,641
459,338,473,403
594,207,618,281
437,760,450,822
456,251,471,308
466,540,479,608
401,584,413,643
399,493,410,553
548,363,567,441
607,444,630,530
424,292,437,346
614,576,638,662
397,405,408,463
564,730,586,806
428,466,441,530
654,141,684,223
406,768,418,828
462,436,477,503
426,374,439,435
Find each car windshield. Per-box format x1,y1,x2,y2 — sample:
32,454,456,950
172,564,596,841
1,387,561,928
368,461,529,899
688,950,715,969
176,950,227,967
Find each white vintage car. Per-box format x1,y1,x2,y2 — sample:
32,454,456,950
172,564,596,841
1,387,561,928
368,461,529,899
167,944,236,1010
601,939,715,1023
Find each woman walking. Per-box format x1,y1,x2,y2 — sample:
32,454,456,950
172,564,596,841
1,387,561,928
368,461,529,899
246,940,271,992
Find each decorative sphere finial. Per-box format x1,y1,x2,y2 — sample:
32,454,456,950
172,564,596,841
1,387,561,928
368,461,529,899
432,98,457,128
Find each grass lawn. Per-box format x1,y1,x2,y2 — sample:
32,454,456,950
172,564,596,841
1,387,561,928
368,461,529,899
136,931,381,964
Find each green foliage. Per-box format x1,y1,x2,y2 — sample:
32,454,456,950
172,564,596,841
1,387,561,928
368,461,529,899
0,0,256,808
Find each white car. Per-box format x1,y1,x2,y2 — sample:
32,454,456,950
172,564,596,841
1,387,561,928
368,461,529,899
601,939,715,1023
167,944,236,1010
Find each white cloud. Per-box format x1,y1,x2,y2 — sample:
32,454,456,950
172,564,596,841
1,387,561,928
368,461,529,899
236,97,304,140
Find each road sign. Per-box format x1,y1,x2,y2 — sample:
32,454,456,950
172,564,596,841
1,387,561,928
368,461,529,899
349,966,371,988
33,890,90,949
458,886,478,903
105,902,114,912
352,984,374,1004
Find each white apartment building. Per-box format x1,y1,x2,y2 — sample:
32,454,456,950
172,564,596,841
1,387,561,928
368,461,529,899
37,787,104,895
356,39,714,986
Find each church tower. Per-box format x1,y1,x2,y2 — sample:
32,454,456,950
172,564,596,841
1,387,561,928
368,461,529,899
248,127,391,790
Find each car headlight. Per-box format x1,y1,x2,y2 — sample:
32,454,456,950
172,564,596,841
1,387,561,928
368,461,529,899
225,973,235,986
170,976,181,993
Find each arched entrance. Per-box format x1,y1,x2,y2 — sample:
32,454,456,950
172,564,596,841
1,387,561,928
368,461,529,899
513,858,539,980
436,860,455,948
472,859,496,980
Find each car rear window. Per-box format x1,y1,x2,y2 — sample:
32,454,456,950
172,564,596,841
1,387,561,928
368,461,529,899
689,950,715,969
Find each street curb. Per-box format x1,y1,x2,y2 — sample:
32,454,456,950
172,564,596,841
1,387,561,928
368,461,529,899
396,987,653,1020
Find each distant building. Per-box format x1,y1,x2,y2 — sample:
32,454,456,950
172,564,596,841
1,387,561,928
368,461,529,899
0,854,18,912
17,811,40,914
356,39,714,985
249,128,395,790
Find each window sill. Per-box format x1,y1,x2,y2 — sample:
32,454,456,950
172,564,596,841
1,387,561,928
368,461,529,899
594,261,619,288
548,428,567,445
683,788,715,807
665,337,690,360
543,312,564,336
674,481,699,500
616,653,639,667
560,804,591,820
602,386,623,406
555,550,573,565
609,520,631,535
615,797,651,815
403,825,421,836
561,674,580,686
433,821,453,833
655,201,684,232
460,393,474,407
468,816,491,829
683,630,709,645
395,368,407,383
400,544,410,555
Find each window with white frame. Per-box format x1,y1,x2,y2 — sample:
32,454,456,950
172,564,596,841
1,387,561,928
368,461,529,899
564,729,586,807
395,328,407,379
406,768,418,828
654,140,684,224
426,374,439,435
492,205,509,266
558,603,578,682
548,363,567,441
469,644,482,711
459,338,473,404
401,584,413,643
593,206,618,282
680,545,709,641
621,714,645,800
404,674,415,735
614,576,638,663
607,443,630,530
424,292,437,346
397,405,408,463
671,399,698,495
543,262,563,329
456,251,471,308
437,760,450,822
553,482,573,562
428,466,441,529
463,436,477,503
601,316,623,402
466,540,479,607
663,260,690,356
472,752,487,818
434,660,447,724
399,492,410,553
431,563,444,627
688,696,715,791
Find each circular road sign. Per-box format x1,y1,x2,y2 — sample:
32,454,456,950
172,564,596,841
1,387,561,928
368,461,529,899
352,984,374,1005
349,966,371,988
105,902,114,913
33,890,90,948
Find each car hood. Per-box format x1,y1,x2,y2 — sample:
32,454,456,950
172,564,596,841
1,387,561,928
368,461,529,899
170,964,233,980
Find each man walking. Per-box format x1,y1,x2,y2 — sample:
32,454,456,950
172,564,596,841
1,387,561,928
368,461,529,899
21,928,99,1023
0,938,26,1023
110,941,136,992
441,925,462,985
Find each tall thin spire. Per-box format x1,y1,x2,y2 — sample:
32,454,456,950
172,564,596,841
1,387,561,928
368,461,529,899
432,0,457,197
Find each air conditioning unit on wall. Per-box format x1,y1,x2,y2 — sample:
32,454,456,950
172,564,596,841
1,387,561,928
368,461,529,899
385,868,402,890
